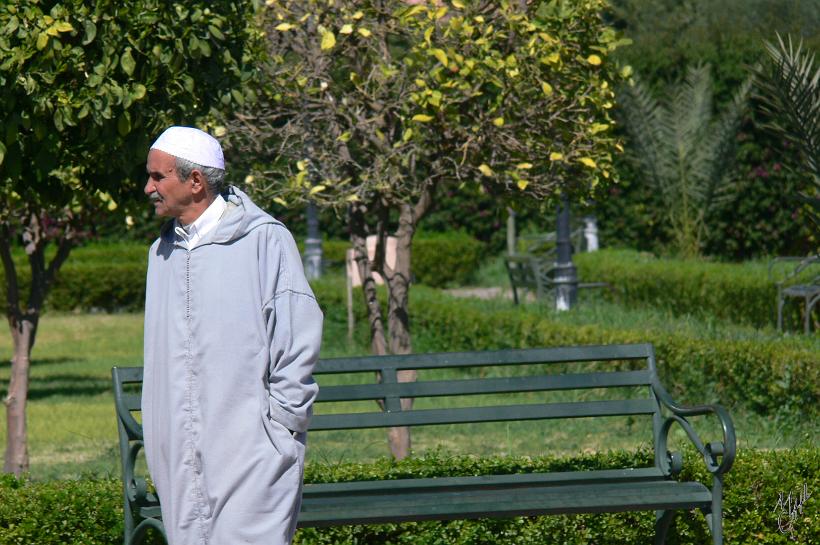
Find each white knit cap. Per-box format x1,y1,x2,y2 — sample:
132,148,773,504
150,126,225,170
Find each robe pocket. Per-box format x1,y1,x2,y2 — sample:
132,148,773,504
262,415,304,462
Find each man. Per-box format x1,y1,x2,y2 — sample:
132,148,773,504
142,126,322,545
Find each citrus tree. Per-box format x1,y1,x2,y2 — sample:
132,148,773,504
0,0,259,475
226,0,625,457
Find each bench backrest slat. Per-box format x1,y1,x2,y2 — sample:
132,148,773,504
310,399,657,430
313,344,653,374
317,370,652,402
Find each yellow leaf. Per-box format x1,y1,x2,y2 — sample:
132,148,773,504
273,197,288,206
309,184,326,195
478,164,493,177
351,11,364,20
517,180,529,190
414,78,426,87
320,30,336,50
339,24,353,34
452,0,465,7
296,160,307,171
602,170,610,179
412,114,434,122
540,81,553,96
589,123,609,134
404,5,427,18
337,131,352,142
403,128,413,141
545,52,560,64
516,163,533,169
435,7,448,19
429,48,448,67
36,32,49,50
244,175,255,184
578,157,597,168
46,26,60,37
357,27,371,37
424,26,434,45
493,117,504,127
587,54,602,66
549,152,563,161
55,22,74,33
213,126,227,137
107,199,118,211
615,143,624,152
346,194,360,202
620,65,633,78
43,15,54,25
275,23,295,31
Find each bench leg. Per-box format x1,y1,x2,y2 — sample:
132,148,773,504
654,510,675,545
700,476,724,545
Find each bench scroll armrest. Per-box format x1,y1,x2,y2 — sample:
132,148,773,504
653,382,736,477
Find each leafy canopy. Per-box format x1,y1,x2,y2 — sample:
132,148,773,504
229,0,627,211
0,0,259,216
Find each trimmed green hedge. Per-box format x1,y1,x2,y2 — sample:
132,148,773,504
303,232,485,288
1,448,816,544
0,234,484,311
312,280,819,421
574,249,815,329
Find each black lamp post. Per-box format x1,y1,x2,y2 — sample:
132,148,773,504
553,194,577,310
303,200,322,280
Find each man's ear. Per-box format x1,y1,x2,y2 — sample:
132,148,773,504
189,170,208,197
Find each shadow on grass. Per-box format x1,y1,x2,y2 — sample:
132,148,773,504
0,356,79,368
0,373,111,400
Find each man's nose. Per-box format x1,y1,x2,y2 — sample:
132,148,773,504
144,179,154,196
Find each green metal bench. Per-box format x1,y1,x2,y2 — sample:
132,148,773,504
112,343,735,545
504,253,610,305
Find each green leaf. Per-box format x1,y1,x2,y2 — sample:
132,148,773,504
82,19,96,45
120,48,135,76
0,141,6,166
36,32,49,50
131,83,147,100
231,88,245,106
208,25,224,40
117,112,131,136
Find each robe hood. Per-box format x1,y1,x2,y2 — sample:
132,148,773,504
158,186,278,246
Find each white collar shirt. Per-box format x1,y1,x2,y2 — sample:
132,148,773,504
174,194,226,250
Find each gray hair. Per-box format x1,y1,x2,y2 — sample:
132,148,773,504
175,157,226,196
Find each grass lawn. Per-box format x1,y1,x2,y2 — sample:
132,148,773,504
1,281,816,481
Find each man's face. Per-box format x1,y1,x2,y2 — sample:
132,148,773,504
144,149,192,219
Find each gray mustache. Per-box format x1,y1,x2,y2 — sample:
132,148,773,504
148,192,162,203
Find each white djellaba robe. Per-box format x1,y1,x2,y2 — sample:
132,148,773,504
142,186,323,545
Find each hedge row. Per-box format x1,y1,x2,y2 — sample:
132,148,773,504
1,448,816,544
0,233,484,311
575,249,816,329
301,231,485,288
312,280,819,421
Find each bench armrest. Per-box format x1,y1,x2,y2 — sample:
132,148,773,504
652,381,736,477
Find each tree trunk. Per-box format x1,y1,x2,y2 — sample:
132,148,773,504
3,315,36,475
381,202,419,459
1,213,74,475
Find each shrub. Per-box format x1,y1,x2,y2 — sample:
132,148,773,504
0,233,484,311
311,279,819,421
1,449,816,544
573,248,815,328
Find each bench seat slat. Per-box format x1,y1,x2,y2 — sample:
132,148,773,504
297,481,711,527
314,344,653,374
311,399,656,430
303,467,665,497
317,371,652,402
